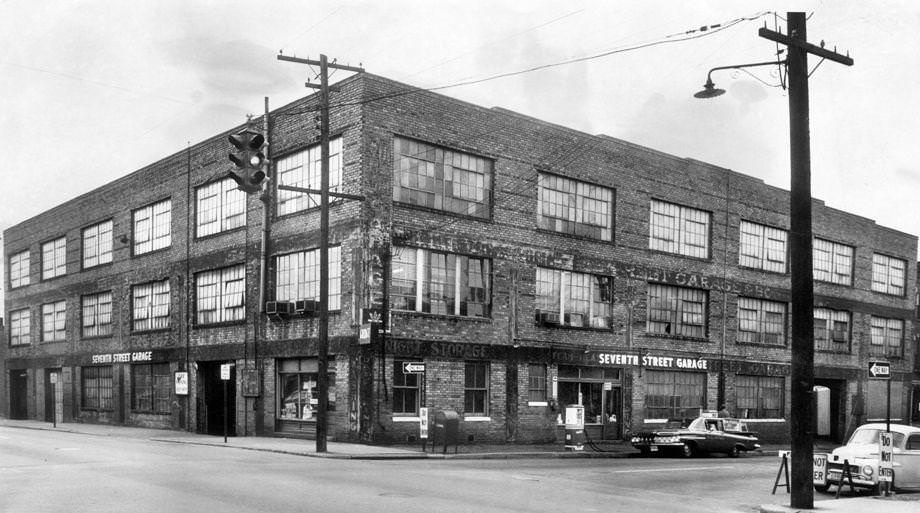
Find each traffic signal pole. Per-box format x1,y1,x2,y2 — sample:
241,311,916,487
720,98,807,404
759,13,853,509
277,53,363,453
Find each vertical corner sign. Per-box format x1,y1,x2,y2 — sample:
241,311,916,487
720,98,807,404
878,431,893,482
419,407,429,439
220,364,231,381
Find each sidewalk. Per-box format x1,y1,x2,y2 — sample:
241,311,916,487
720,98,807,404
0,417,827,459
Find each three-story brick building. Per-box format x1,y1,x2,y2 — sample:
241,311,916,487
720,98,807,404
3,73,917,444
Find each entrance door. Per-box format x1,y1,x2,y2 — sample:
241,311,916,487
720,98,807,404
198,362,236,437
43,369,62,424
9,369,28,419
815,378,845,443
603,387,622,440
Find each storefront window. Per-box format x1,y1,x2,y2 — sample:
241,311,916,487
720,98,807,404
82,366,114,411
132,362,171,414
645,370,705,419
557,366,621,425
278,358,335,421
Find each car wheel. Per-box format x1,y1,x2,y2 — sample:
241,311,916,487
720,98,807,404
813,484,831,493
728,445,740,458
681,443,695,458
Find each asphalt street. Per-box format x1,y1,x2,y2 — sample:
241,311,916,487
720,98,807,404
0,426,903,513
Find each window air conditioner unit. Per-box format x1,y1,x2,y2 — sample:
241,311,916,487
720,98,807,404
537,311,561,326
294,299,318,315
265,301,294,318
565,313,585,327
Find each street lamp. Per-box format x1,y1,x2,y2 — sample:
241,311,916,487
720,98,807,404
692,60,785,99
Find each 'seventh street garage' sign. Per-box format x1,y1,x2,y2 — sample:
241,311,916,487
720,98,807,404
597,352,709,370
91,351,155,364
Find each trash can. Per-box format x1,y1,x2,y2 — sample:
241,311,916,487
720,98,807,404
564,404,585,451
433,410,459,454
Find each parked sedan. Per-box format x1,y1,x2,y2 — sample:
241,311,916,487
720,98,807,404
631,416,760,457
821,423,920,492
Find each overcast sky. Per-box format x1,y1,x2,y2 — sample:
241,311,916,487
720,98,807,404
2,1,919,310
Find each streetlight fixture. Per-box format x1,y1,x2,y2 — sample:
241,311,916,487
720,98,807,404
693,60,785,99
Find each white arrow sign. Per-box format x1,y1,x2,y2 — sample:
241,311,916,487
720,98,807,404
869,361,890,379
403,362,426,374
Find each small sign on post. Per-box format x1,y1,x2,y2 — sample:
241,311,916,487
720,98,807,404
868,361,891,379
419,407,429,440
220,364,231,381
175,372,189,395
879,431,893,485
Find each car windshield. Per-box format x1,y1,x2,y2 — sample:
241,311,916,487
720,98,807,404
847,428,905,447
664,418,693,429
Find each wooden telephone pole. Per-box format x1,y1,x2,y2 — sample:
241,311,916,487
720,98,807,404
759,13,853,509
277,53,364,453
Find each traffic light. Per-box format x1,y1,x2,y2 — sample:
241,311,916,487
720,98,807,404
227,129,266,193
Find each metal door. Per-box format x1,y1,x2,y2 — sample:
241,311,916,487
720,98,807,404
603,387,622,440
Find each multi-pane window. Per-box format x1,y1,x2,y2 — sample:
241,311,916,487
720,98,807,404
646,284,708,338
277,138,343,216
871,253,906,296
278,358,336,421
649,200,710,258
82,220,113,268
9,250,30,288
464,361,489,415
390,247,491,317
82,291,113,338
41,237,66,279
736,297,786,346
132,280,170,331
132,363,171,413
196,265,245,325
275,246,341,311
535,268,612,328
81,366,114,410
736,375,784,419
133,199,172,254
537,174,613,241
528,364,547,402
196,178,246,237
813,238,853,285
10,308,31,346
814,308,851,352
739,221,787,273
870,316,904,358
645,370,705,419
41,301,66,342
393,360,420,415
393,137,492,219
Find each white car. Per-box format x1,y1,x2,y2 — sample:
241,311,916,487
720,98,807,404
821,423,920,492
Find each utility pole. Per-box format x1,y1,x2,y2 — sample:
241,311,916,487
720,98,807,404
277,53,364,452
759,13,853,509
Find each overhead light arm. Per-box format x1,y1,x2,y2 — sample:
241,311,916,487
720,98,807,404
694,60,786,99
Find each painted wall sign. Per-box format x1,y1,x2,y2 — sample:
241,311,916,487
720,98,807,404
91,351,154,364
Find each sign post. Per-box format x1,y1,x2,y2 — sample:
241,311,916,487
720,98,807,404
220,363,231,443
869,361,891,432
419,406,429,449
50,373,58,428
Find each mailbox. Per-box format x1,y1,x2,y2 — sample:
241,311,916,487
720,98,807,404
433,410,459,454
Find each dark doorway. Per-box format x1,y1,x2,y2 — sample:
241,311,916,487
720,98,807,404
197,362,236,437
9,369,28,419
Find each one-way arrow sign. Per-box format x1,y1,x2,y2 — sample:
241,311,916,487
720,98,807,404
869,361,890,379
403,362,426,374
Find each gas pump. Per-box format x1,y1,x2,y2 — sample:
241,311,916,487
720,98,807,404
564,404,585,451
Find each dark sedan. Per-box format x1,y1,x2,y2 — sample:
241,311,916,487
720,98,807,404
631,416,761,457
